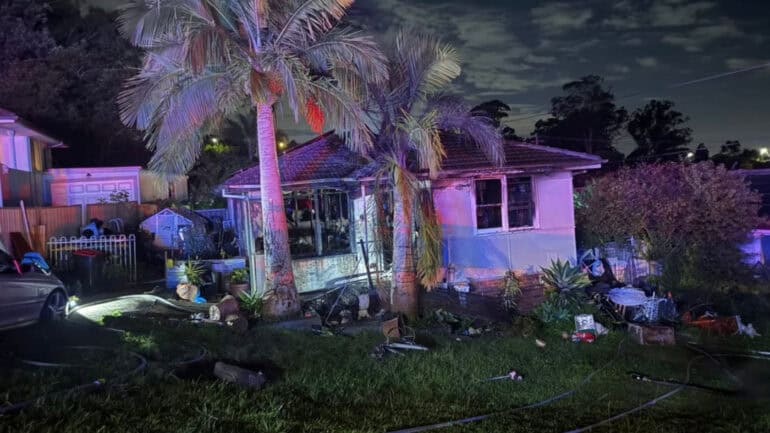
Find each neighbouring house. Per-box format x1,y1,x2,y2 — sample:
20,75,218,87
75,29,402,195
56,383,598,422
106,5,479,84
0,108,66,207
223,133,603,295
738,168,770,264
47,166,188,207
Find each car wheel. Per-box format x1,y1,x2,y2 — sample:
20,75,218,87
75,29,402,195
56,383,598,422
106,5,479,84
41,290,67,322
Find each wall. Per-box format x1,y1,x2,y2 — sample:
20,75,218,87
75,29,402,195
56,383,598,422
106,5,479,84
139,170,189,202
433,171,578,281
0,134,31,171
741,229,770,265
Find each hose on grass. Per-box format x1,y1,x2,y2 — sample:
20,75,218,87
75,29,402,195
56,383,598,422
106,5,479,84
0,346,147,416
562,349,770,433
386,339,627,433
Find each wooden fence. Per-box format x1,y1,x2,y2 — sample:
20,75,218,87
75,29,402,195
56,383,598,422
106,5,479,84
0,202,157,255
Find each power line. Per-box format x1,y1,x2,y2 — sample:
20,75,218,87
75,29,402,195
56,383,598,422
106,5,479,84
504,61,770,124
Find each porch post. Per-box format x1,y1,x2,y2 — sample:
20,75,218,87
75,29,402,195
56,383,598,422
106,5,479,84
313,190,323,256
242,196,260,295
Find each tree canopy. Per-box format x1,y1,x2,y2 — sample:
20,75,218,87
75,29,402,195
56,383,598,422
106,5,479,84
627,99,692,163
533,75,628,161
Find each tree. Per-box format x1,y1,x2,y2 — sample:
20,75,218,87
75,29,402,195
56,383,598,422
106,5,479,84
367,31,503,317
0,1,145,166
118,0,386,317
712,140,760,169
627,99,691,163
694,143,709,162
533,75,627,161
471,100,521,140
576,162,762,290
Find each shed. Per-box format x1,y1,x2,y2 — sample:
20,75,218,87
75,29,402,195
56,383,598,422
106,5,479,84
140,207,210,250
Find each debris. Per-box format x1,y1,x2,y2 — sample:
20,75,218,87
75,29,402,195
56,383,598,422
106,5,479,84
176,283,199,302
484,370,525,382
608,287,647,307
209,295,239,321
571,332,596,343
535,338,547,348
213,362,265,389
628,323,675,345
382,316,400,340
370,339,429,359
574,314,596,334
357,293,370,320
684,313,761,338
225,314,248,334
561,332,570,340
595,322,609,336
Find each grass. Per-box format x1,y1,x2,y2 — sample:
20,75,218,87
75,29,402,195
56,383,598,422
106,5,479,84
0,313,769,433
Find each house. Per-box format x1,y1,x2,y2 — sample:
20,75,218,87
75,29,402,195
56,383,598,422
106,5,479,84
47,166,188,207
738,168,770,264
222,133,604,294
0,108,66,207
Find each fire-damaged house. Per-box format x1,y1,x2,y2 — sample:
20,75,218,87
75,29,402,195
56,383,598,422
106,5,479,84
222,132,603,303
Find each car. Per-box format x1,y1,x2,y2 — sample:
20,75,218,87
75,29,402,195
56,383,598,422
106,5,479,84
0,248,68,331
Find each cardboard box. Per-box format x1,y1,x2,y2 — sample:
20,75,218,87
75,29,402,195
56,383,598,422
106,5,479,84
628,323,675,345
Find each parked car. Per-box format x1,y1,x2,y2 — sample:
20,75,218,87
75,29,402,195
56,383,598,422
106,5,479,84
0,249,68,330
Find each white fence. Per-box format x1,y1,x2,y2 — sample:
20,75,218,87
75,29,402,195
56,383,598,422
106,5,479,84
47,235,137,282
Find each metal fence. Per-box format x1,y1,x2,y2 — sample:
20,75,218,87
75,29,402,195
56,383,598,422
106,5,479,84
46,235,137,281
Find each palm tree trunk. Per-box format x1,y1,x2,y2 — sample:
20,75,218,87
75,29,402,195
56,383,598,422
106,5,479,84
255,102,299,317
391,183,417,317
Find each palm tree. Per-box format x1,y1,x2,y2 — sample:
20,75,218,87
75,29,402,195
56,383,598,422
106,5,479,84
117,0,386,317
368,31,504,317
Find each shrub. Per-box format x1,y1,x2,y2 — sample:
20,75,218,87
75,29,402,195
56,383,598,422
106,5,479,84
577,162,763,290
230,268,249,284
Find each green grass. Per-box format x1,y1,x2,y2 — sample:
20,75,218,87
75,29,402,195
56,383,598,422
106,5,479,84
0,316,769,433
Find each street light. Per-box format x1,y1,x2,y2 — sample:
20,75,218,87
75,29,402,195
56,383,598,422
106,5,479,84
760,147,769,156
211,137,219,143
686,152,694,159
278,140,287,149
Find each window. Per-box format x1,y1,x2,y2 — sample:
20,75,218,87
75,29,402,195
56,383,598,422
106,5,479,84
282,188,352,258
475,179,503,229
474,176,534,231
507,177,534,228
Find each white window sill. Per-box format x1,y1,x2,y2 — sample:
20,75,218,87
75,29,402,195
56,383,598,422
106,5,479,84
474,226,539,236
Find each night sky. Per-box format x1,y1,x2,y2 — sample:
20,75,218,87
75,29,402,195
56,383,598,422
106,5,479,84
90,0,770,153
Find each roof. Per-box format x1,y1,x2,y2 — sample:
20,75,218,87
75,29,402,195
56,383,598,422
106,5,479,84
144,207,210,227
225,132,371,187
224,133,603,190
0,107,66,148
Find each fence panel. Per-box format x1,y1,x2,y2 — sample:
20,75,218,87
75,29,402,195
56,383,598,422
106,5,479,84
47,235,137,282
86,202,142,229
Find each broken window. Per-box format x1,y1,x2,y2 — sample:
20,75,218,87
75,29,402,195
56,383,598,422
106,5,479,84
507,176,533,228
283,188,351,258
475,179,503,229
474,176,535,231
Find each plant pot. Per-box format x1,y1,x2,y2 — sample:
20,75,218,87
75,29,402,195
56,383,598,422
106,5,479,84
229,282,248,297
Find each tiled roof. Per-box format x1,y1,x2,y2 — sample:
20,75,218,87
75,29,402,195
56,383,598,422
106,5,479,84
225,134,602,188
0,107,18,119
224,133,371,186
440,139,603,171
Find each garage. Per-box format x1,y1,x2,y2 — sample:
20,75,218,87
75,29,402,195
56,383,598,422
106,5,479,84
47,166,141,206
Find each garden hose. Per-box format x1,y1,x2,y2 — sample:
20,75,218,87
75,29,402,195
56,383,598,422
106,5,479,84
386,339,627,433
0,346,147,416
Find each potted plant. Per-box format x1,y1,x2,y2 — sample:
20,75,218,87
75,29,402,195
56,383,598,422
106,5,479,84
177,259,205,302
229,268,249,297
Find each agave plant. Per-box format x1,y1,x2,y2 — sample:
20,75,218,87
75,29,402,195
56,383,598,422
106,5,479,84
540,258,591,293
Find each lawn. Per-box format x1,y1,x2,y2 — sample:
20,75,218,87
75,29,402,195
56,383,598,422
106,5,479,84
1,313,769,433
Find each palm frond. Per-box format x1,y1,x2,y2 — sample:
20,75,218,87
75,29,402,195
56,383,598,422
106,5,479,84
391,30,461,106
416,188,442,289
302,27,388,84
397,109,445,178
118,0,192,48
272,0,354,47
432,96,505,166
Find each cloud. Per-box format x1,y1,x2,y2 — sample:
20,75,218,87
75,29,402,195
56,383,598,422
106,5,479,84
608,64,631,74
725,58,769,70
620,37,644,46
603,0,716,30
661,21,744,51
636,57,658,67
530,3,593,35
524,54,557,64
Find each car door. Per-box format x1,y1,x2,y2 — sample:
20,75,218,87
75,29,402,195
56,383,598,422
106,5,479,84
0,270,45,328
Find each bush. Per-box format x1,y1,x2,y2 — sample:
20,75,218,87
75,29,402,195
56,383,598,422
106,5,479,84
577,162,763,290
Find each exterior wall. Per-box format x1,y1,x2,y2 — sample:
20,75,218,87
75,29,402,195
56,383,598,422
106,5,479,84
0,135,32,171
251,252,359,293
139,170,189,202
741,229,770,265
433,171,578,281
48,166,141,206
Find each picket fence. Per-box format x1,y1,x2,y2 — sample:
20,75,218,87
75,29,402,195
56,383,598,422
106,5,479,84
47,235,137,282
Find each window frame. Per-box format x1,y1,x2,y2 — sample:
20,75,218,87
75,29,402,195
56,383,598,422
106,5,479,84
471,175,537,234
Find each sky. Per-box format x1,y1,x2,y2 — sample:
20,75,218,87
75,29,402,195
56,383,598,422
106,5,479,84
88,0,770,154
